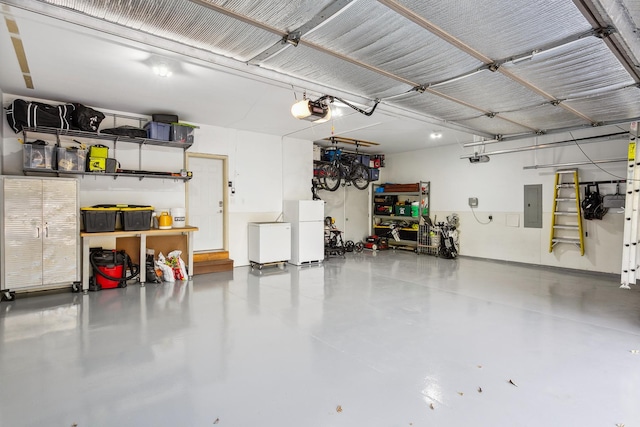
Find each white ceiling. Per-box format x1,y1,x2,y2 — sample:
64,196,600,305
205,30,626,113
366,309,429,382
1,0,640,154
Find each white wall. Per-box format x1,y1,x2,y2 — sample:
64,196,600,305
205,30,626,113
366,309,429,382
282,137,313,201
2,94,313,268
190,125,311,266
321,185,370,243
383,132,629,274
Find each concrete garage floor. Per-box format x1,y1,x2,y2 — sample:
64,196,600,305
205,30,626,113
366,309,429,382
1,251,639,426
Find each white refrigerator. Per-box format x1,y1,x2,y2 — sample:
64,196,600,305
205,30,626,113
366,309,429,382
283,200,325,265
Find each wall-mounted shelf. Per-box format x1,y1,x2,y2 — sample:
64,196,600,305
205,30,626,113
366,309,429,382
21,125,193,181
23,126,193,150
23,168,191,181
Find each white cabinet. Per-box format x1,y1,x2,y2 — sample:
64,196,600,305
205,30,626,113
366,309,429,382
1,177,79,298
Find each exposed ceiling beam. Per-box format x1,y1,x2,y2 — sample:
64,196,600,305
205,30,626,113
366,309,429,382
377,0,598,126
248,0,355,63
572,0,640,82
2,0,490,139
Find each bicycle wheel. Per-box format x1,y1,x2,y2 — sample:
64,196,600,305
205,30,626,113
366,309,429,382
322,163,341,192
350,163,370,190
354,241,364,252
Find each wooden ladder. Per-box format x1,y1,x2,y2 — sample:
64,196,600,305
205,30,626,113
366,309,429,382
549,169,585,255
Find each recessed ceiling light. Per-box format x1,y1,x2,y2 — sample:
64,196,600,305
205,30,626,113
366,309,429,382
152,63,172,77
430,132,442,139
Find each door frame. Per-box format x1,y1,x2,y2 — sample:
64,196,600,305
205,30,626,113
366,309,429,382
186,153,229,252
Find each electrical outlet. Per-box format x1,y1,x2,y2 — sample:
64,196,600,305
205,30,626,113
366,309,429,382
469,197,478,208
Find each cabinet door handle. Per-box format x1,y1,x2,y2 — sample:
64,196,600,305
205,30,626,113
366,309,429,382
36,226,40,238
45,223,49,238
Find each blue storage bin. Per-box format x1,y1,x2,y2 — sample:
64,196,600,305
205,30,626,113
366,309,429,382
369,168,380,181
357,154,370,166
144,121,171,141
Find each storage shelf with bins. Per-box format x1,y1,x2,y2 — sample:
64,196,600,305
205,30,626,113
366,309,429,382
21,126,192,181
371,181,431,251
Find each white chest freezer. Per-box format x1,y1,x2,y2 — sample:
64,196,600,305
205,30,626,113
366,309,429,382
248,222,291,265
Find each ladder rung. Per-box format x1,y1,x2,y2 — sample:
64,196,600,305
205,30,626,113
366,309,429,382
553,225,579,229
552,238,581,244
554,212,578,215
555,198,576,201
556,170,577,174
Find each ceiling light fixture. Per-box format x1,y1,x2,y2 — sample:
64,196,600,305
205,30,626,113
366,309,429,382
430,132,442,139
152,63,172,77
291,98,331,123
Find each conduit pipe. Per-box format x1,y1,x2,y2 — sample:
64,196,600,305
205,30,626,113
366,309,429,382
459,132,628,159
523,158,626,170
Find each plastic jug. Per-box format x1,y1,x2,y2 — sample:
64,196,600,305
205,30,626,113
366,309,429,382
171,207,186,228
158,211,172,229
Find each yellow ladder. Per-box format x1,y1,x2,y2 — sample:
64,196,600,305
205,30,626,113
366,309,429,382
549,169,585,255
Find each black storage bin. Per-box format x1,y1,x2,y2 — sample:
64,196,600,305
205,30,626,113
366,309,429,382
152,114,179,124
120,206,153,231
81,206,118,232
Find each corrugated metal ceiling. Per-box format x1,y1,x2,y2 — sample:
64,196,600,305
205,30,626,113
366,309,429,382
10,0,640,141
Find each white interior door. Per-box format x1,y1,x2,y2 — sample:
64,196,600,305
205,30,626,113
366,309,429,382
187,155,226,251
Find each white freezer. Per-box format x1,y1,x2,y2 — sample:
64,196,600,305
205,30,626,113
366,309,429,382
248,222,291,264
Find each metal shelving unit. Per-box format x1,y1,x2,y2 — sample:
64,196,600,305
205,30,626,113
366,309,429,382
371,181,432,252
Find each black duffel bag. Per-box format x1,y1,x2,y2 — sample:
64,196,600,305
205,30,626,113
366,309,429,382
72,103,105,132
6,99,75,133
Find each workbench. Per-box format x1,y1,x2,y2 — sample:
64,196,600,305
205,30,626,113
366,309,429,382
80,226,198,292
